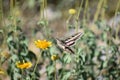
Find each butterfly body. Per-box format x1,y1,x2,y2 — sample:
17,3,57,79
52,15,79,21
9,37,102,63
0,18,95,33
56,32,83,54
56,39,65,49
56,38,74,54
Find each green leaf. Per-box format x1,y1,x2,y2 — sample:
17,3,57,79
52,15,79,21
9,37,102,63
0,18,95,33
46,65,55,75
14,72,21,80
77,48,82,55
28,0,35,8
49,46,58,54
63,54,72,63
37,20,48,27
62,72,71,80
103,61,108,68
80,54,85,62
10,54,18,61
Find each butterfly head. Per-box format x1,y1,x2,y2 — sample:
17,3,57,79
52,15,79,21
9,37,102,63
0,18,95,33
55,38,62,44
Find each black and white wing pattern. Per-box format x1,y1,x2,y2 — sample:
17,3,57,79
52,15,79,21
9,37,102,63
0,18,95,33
56,32,83,54
55,38,75,54
64,32,83,46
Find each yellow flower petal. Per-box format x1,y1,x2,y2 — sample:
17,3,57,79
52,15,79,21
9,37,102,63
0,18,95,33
16,61,32,69
0,68,5,75
51,55,59,61
34,40,52,49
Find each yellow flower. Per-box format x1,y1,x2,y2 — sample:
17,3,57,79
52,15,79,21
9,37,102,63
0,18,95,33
13,7,21,16
51,55,59,61
1,51,10,59
69,9,76,15
16,61,32,69
0,68,5,75
34,40,52,49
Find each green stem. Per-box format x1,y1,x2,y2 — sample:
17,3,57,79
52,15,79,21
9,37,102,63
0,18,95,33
42,0,45,19
101,0,107,20
116,25,120,39
44,0,48,20
33,54,40,73
83,0,89,27
54,61,57,80
21,69,24,80
0,0,3,28
114,0,120,39
40,0,45,19
32,50,41,79
75,0,84,32
94,0,104,21
76,0,84,19
66,15,72,31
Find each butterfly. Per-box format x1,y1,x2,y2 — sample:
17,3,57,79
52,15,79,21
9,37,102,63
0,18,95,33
55,32,83,54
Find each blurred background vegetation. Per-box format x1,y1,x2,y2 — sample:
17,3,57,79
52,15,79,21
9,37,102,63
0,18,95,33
0,0,120,38
0,0,120,80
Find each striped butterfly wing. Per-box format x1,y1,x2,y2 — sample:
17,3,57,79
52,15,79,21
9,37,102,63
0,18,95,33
64,32,83,46
55,38,75,54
